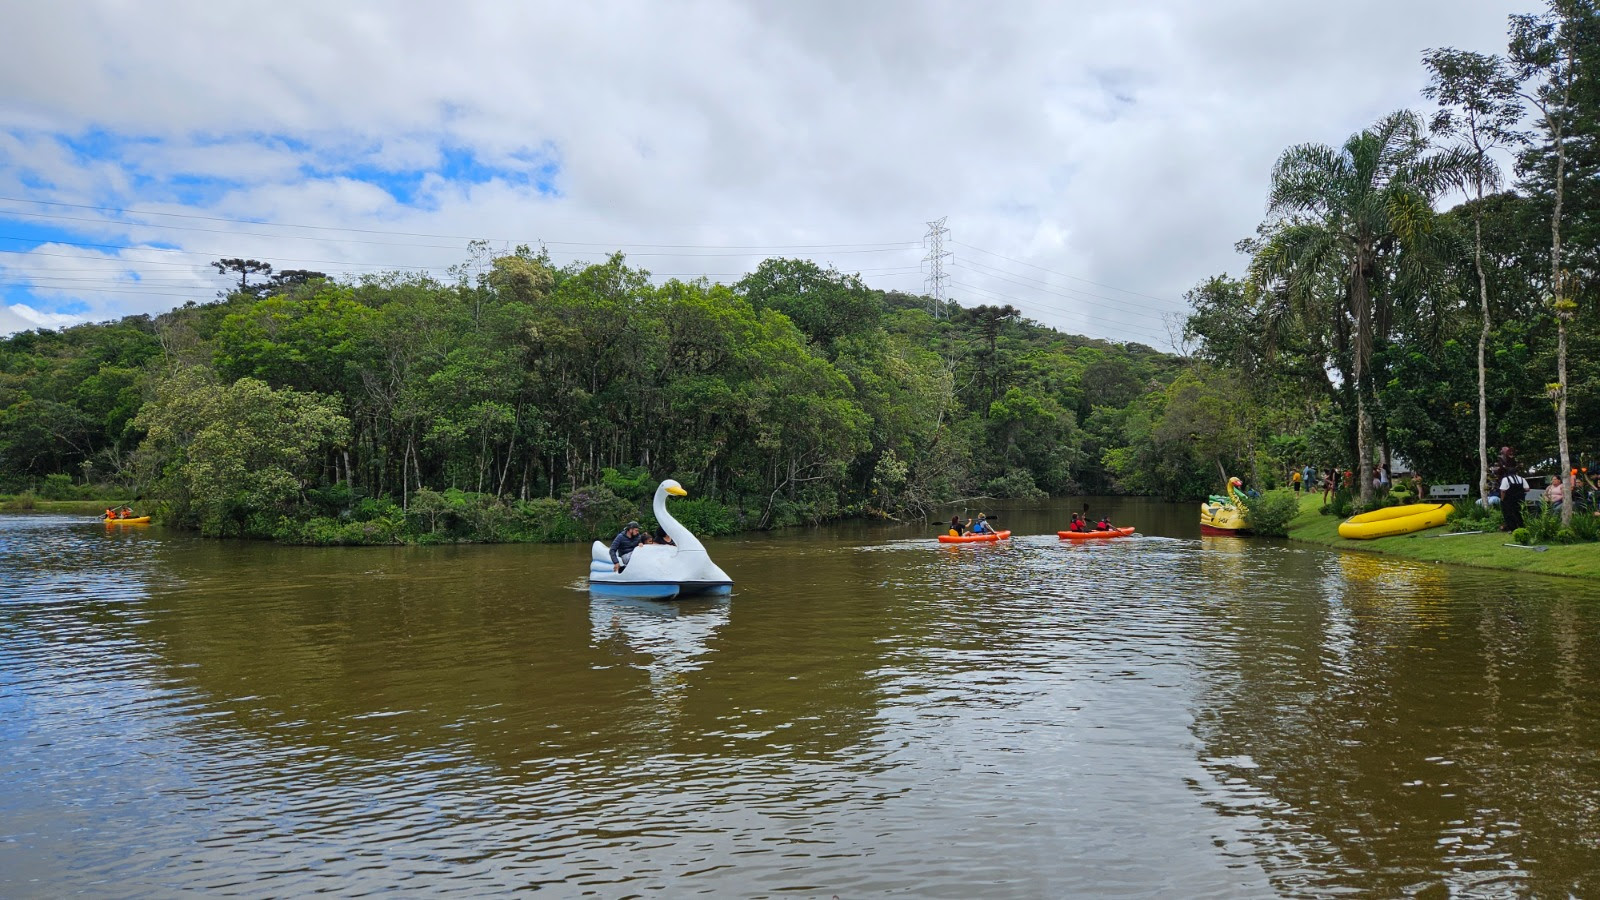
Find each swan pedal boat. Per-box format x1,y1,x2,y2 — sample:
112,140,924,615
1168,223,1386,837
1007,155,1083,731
1057,526,1135,539
103,516,151,525
1337,503,1451,540
588,479,733,601
937,530,1011,543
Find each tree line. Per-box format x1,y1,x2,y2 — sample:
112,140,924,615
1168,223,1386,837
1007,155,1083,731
0,248,1188,542
1182,0,1599,529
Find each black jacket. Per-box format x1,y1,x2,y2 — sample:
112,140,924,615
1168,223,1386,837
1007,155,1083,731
610,530,645,564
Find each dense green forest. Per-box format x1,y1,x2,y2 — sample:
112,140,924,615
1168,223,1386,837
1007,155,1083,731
2,0,1596,543
0,252,1189,541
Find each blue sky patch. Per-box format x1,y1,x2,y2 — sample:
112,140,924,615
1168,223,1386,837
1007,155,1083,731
0,125,564,326
302,140,564,206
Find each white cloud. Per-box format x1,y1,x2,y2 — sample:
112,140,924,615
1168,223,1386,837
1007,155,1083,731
0,0,1518,344
8,303,83,328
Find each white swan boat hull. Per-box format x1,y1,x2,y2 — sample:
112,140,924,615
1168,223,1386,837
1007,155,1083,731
587,546,733,600
586,479,734,601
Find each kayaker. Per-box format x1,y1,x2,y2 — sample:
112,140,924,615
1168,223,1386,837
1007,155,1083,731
1095,516,1112,531
105,507,116,520
1067,513,1084,533
948,515,965,537
969,514,994,535
609,521,646,572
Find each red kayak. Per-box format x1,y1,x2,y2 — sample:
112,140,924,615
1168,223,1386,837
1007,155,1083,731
1057,527,1135,540
937,530,1012,543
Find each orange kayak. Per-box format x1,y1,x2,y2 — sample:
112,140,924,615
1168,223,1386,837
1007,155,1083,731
103,516,151,525
1057,527,1135,540
937,530,1012,543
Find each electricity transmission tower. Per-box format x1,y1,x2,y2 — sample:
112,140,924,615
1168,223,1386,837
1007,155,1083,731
923,216,951,318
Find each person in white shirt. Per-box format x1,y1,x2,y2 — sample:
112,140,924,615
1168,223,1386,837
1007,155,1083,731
1499,467,1529,531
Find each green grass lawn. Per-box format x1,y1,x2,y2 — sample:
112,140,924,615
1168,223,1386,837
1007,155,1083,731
1286,495,1600,580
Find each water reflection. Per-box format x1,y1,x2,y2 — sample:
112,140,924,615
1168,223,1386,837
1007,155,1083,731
4,507,1600,896
589,594,730,703
1190,551,1600,897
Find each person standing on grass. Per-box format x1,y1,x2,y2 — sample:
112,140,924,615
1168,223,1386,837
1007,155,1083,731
1292,468,1303,493
1411,471,1425,501
1499,466,1529,532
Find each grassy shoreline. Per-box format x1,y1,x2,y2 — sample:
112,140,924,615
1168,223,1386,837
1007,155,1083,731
1285,495,1600,580
0,497,139,515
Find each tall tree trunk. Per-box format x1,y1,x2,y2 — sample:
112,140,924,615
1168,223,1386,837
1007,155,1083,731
1352,256,1374,506
1552,113,1572,525
1474,214,1491,504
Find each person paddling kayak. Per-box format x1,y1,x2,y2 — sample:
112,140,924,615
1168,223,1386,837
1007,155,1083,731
968,514,994,535
948,515,965,537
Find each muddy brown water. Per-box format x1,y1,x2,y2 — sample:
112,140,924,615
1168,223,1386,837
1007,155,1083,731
3,498,1599,896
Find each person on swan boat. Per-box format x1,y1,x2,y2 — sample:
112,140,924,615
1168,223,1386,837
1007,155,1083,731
609,521,646,572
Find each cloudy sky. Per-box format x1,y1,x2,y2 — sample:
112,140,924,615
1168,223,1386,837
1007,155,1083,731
0,1,1519,346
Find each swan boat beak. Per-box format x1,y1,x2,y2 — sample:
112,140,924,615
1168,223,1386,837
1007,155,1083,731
666,485,688,497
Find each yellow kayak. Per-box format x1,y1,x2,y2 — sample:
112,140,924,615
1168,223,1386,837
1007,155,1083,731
1337,503,1450,540
103,516,151,525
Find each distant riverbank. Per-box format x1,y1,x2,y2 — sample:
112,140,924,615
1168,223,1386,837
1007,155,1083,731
0,496,129,516
1285,495,1600,580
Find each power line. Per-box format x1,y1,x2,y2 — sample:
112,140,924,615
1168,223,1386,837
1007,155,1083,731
0,197,919,251
954,241,1186,309
952,280,1172,346
953,258,1184,322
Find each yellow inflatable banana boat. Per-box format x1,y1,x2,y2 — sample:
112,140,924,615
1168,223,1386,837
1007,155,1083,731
1337,503,1451,540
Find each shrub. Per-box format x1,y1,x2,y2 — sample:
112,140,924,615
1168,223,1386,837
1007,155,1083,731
1567,512,1600,543
658,497,740,536
1242,489,1301,537
1447,498,1502,532
1512,527,1532,545
565,484,639,537
600,466,654,502
512,497,586,542
982,469,1046,500
290,515,404,545
40,473,75,500
1522,509,1563,545
1326,488,1355,519
351,496,402,523
305,481,356,516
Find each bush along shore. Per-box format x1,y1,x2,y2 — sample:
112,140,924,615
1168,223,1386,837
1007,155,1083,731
1285,494,1600,580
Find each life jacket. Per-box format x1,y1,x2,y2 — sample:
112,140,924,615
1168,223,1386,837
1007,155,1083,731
1096,520,1110,531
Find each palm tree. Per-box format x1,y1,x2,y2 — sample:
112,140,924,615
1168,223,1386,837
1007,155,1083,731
1249,110,1470,504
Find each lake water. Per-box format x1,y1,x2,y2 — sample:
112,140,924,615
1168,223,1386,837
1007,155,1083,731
3,498,1599,897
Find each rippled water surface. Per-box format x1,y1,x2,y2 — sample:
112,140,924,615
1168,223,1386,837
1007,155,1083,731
4,499,1600,897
